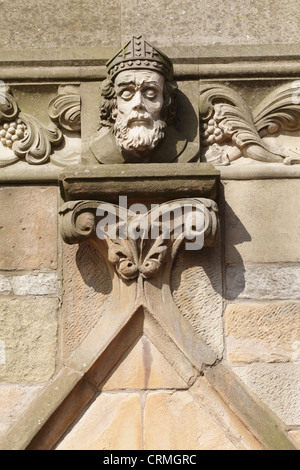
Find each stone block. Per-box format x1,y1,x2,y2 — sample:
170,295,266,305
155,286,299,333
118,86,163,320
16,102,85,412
144,390,237,450
0,367,83,450
175,81,199,145
0,0,121,51
233,364,300,426
223,180,300,264
0,0,299,55
0,186,58,270
0,273,58,296
225,303,300,363
121,0,300,47
62,242,113,360
12,85,59,126
0,384,44,439
56,393,142,450
0,297,58,382
102,335,188,390
81,82,103,143
171,243,223,357
226,264,300,300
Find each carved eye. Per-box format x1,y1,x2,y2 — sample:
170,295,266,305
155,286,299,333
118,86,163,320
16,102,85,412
143,88,158,100
120,89,134,100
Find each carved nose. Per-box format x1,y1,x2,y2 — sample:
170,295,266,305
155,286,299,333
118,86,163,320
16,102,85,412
132,91,145,110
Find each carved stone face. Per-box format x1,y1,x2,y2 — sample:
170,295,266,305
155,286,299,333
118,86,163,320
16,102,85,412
113,70,167,157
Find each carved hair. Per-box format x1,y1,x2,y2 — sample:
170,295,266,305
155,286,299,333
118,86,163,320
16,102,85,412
99,76,178,129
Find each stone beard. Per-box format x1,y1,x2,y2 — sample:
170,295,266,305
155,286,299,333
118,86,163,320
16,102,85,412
113,111,167,156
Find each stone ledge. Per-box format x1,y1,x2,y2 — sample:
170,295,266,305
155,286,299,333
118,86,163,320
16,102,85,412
1,42,300,64
1,162,300,184
0,161,62,182
4,61,300,81
220,163,300,180
59,163,220,204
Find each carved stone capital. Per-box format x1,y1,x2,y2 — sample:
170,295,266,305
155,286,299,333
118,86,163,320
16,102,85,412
59,196,219,281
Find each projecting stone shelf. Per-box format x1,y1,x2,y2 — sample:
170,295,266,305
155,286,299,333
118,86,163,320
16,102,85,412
59,163,220,204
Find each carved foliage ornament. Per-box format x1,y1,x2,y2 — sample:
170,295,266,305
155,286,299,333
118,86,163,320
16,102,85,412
59,198,219,282
48,85,81,133
199,82,300,165
0,85,81,167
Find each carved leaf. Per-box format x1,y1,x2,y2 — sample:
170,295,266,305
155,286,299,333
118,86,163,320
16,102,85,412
253,82,300,135
139,237,168,279
12,112,63,165
48,86,81,133
0,85,19,122
200,83,284,164
107,239,139,280
60,198,220,282
279,147,300,165
200,83,259,145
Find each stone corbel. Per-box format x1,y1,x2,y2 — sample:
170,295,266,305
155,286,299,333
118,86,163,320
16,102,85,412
60,195,219,276
59,163,220,365
200,81,300,166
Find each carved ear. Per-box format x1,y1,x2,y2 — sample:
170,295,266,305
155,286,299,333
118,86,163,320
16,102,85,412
111,105,118,123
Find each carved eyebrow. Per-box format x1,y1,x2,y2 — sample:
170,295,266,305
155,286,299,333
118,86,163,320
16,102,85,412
141,81,163,90
116,80,136,88
116,80,162,89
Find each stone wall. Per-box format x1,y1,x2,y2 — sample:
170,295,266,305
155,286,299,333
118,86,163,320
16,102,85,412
0,185,59,436
223,179,300,436
0,0,299,451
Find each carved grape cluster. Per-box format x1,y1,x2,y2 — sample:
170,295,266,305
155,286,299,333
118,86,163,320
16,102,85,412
202,117,226,147
0,119,27,148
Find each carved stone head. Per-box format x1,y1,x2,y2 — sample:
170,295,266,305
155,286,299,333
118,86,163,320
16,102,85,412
99,36,178,159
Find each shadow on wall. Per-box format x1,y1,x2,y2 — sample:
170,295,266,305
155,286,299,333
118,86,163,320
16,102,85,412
170,189,251,301
72,186,251,302
75,241,113,296
175,89,198,143
222,197,252,300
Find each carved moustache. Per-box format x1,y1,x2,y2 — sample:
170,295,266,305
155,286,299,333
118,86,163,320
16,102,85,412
126,111,153,127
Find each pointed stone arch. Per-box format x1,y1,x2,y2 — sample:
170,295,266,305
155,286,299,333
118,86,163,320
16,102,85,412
0,305,296,450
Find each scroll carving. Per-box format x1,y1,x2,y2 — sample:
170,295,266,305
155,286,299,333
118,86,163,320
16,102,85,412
200,82,300,166
12,113,63,165
59,198,219,284
0,85,19,121
48,85,81,133
0,85,81,168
